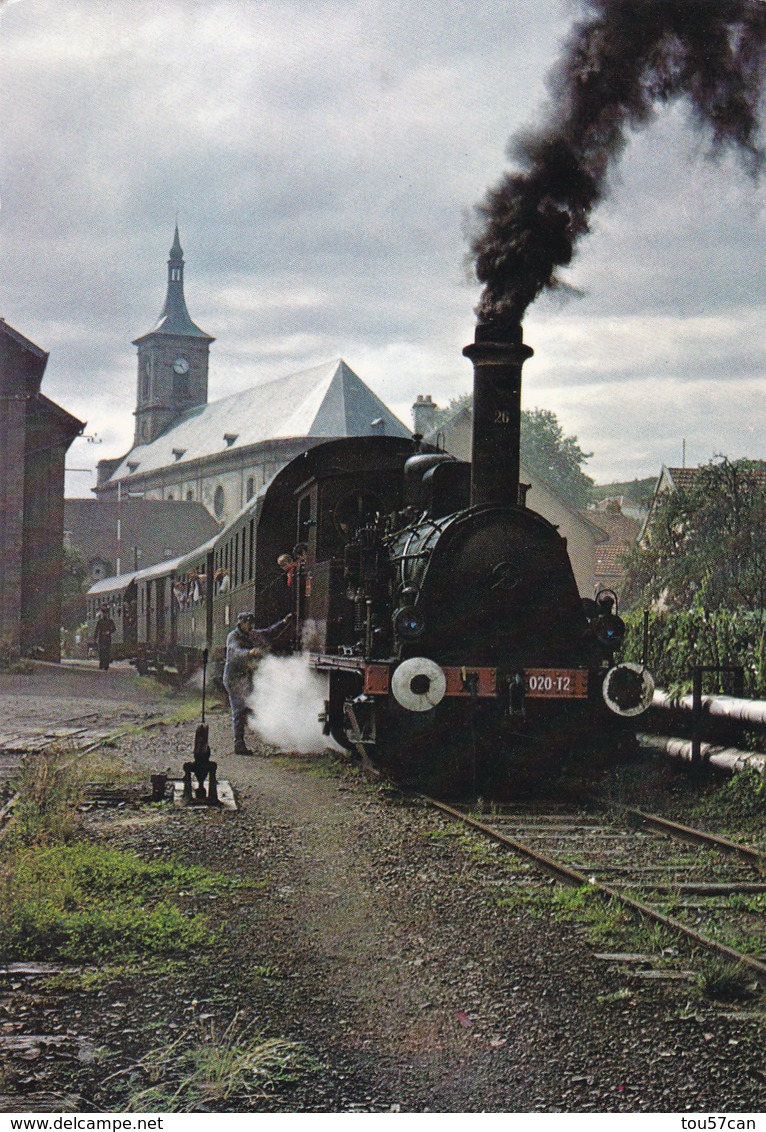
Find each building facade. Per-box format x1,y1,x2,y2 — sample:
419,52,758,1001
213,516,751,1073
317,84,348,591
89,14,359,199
0,320,84,659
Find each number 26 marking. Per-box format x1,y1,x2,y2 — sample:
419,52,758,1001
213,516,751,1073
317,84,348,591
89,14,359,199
494,410,510,424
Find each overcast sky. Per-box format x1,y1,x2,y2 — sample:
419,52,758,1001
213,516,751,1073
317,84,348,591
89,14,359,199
2,0,766,495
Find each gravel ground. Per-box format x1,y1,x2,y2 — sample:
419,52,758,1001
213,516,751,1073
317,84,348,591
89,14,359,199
2,664,766,1113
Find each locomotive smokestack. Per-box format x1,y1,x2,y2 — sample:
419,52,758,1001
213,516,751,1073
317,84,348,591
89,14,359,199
463,319,533,508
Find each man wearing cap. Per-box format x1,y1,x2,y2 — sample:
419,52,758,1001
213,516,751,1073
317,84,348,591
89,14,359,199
222,610,293,755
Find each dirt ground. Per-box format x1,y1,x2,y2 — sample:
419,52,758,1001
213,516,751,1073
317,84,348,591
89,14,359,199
2,662,766,1113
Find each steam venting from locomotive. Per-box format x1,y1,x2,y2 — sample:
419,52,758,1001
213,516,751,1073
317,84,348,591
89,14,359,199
470,0,766,327
248,654,343,754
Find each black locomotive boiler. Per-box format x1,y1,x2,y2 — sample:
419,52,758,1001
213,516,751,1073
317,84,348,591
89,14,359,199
88,320,653,796
314,320,653,794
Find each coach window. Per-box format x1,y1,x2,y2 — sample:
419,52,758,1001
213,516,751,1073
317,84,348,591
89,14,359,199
297,491,316,556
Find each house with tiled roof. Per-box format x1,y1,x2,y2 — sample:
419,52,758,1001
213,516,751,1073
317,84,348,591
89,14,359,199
587,500,642,597
63,499,220,582
95,229,409,525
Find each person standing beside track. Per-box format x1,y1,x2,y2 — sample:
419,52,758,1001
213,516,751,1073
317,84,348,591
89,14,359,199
93,605,117,671
223,610,293,755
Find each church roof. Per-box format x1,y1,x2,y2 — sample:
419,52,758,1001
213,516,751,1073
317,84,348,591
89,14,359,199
107,358,410,483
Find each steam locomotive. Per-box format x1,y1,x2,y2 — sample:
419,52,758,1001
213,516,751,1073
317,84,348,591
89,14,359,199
88,321,653,795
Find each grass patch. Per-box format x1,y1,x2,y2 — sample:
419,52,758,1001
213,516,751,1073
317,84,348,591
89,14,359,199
495,888,550,916
0,840,243,962
597,987,634,1004
271,751,359,779
689,767,766,843
427,824,501,865
117,1013,314,1111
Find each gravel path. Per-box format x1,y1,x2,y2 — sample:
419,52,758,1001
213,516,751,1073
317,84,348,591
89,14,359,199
2,665,766,1112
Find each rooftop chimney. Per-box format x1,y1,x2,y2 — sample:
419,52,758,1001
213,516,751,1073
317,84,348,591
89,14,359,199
462,320,533,508
412,393,436,437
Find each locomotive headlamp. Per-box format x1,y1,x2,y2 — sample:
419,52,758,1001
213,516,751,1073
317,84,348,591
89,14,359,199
393,605,425,639
590,588,625,648
594,612,625,647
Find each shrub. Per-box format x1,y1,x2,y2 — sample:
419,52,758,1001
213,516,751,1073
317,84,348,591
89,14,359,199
622,609,766,698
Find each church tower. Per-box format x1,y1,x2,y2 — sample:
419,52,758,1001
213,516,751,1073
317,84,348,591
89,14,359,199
132,227,215,447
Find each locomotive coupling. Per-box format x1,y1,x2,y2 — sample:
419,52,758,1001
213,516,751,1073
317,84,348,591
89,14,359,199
508,672,525,716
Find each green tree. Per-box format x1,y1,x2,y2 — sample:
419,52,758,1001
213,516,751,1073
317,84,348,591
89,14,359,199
432,395,593,507
61,544,89,631
520,407,593,508
623,457,766,613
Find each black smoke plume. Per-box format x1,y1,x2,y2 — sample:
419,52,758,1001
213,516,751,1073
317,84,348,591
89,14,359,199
471,0,766,325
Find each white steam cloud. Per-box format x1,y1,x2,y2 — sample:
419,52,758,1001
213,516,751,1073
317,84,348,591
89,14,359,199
247,653,342,754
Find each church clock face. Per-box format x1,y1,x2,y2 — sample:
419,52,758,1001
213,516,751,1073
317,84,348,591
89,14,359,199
173,356,189,375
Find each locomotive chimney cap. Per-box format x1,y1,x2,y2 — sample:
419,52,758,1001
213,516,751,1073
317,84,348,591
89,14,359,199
471,316,523,346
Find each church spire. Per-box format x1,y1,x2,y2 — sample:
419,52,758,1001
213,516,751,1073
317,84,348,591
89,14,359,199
131,228,215,447
135,225,214,342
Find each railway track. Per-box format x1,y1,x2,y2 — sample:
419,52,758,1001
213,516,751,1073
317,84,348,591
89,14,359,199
423,796,766,984
0,710,165,834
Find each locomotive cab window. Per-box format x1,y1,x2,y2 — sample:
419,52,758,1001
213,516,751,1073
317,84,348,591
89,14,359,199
313,481,382,559
332,490,381,540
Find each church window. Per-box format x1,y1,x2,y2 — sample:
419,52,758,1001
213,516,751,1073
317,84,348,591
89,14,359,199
246,477,254,501
187,490,194,501
214,485,225,519
173,372,190,401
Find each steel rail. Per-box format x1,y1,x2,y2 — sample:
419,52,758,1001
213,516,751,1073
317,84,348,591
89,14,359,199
422,795,766,985
622,805,765,868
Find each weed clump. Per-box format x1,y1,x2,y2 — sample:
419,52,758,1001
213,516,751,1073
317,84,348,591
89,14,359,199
118,1013,313,1111
0,638,34,674
690,766,766,844
7,747,87,846
696,961,759,1003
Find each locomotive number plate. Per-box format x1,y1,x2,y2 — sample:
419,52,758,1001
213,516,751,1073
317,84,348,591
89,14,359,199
524,669,588,698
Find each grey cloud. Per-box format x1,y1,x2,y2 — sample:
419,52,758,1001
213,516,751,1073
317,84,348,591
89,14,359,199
0,0,763,496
